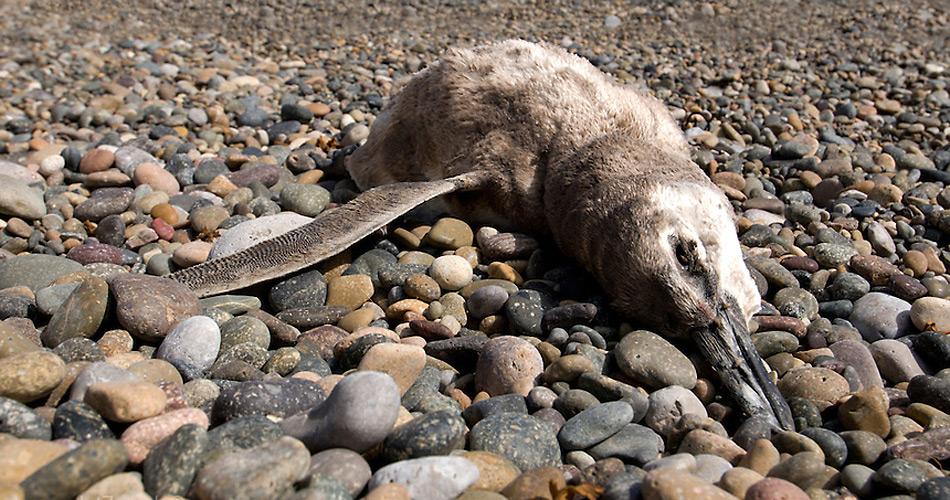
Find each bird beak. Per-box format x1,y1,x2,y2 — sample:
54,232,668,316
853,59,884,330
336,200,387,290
693,300,794,430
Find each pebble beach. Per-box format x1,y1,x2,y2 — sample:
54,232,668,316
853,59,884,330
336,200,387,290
0,1,948,499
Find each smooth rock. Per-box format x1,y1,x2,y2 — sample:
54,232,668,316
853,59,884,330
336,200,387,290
281,371,400,452
111,274,200,341
192,436,310,500
475,336,543,396
19,439,128,500
848,292,912,341
156,315,221,381
614,330,697,390
368,456,479,500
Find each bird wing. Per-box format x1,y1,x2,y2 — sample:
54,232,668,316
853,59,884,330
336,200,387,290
169,172,487,297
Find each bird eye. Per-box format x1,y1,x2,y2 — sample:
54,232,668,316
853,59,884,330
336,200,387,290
673,237,695,269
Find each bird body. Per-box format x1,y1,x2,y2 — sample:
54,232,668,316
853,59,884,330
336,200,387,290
171,40,793,429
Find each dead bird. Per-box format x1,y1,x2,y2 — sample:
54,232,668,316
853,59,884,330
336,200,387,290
171,39,794,429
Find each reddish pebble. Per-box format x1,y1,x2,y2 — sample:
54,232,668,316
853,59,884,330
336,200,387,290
121,407,209,464
152,217,175,240
745,477,809,500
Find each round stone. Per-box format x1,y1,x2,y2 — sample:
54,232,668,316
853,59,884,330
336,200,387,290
475,336,543,397
429,255,474,291
745,477,809,500
641,469,734,500
110,274,200,341
326,274,375,310
615,330,697,390
644,385,707,436
358,343,426,395
308,448,372,497
280,183,331,217
910,297,950,333
777,367,850,411
52,400,113,442
156,315,221,381
469,413,561,471
0,351,66,403
382,410,467,461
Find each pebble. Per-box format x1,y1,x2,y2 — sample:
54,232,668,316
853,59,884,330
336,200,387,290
326,274,375,310
614,330,697,390
909,296,950,333
41,275,109,348
424,218,474,249
280,183,331,216
142,424,209,497
281,371,400,452
558,401,634,450
110,274,200,341
76,472,147,500
0,351,66,403
308,448,373,497
848,292,913,341
458,451,521,493
840,430,886,465
838,386,890,437
588,423,664,465
429,255,474,291
358,343,426,394
0,396,51,439
469,413,562,471
777,367,850,410
156,315,221,380
19,439,128,500
382,410,466,461
368,456,479,500
870,339,924,383
644,385,707,436
745,477,809,500
121,407,209,464
641,469,735,500
0,175,46,219
84,380,167,423
475,336,543,396
192,436,311,500
828,339,883,388
212,378,325,423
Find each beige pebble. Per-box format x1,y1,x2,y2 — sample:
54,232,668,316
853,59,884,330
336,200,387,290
121,408,209,464
326,274,374,310
84,380,167,423
357,343,425,395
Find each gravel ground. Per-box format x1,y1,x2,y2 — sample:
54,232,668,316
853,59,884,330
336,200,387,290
0,1,948,499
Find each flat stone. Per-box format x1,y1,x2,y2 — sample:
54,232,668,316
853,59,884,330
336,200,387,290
588,423,664,465
0,174,46,219
110,274,200,341
469,413,561,471
193,436,310,500
280,183,330,217
281,371,400,453
558,401,634,450
19,439,128,500
212,378,325,423
368,456,479,500
0,255,84,291
828,339,883,388
614,330,697,390
74,187,134,222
